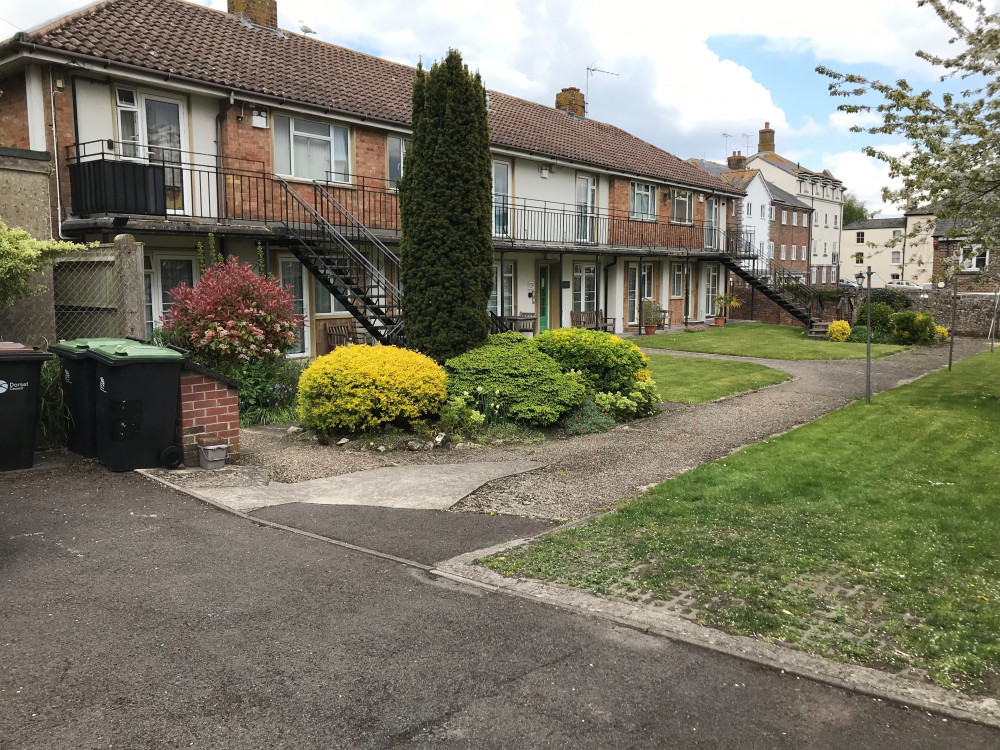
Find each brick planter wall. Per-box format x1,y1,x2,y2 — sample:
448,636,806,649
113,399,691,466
175,369,240,467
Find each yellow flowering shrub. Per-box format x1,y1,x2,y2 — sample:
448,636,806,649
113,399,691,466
297,345,447,434
534,327,649,393
936,325,949,342
827,319,852,342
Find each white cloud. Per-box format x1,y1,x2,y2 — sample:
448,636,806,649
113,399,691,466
822,143,910,215
828,110,883,133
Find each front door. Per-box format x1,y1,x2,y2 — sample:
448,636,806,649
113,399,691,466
704,263,720,318
493,161,510,237
538,266,549,331
705,197,719,250
144,97,186,213
279,259,311,357
627,262,653,325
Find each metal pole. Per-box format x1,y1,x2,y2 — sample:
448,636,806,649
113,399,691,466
949,270,958,370
866,265,872,404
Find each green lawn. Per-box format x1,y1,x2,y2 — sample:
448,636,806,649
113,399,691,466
483,351,1000,695
647,354,790,403
638,322,906,360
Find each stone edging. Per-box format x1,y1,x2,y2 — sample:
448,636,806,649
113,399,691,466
432,539,1000,731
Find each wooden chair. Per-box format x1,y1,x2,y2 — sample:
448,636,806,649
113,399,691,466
570,310,597,329
596,309,616,333
324,320,359,350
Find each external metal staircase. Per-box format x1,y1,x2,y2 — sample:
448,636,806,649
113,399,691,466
719,232,815,326
276,177,404,345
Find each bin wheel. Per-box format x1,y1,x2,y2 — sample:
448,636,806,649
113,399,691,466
160,445,184,469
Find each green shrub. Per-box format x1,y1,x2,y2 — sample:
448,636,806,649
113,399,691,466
891,311,937,345
595,379,661,421
298,345,447,434
854,301,894,333
438,395,486,433
444,338,584,426
846,324,868,343
558,397,616,435
936,325,949,342
218,357,303,426
869,287,912,312
533,327,649,393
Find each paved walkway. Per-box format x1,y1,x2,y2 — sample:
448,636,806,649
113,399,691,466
4,465,999,748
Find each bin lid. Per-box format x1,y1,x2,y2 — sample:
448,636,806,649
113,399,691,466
50,337,135,359
87,342,186,365
0,341,54,361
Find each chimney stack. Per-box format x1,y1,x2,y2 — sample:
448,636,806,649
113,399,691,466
727,150,746,171
758,121,775,153
555,87,586,117
228,0,278,28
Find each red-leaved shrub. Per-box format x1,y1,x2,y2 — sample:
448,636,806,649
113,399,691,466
162,258,304,367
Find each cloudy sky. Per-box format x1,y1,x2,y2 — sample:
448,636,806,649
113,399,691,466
2,0,992,214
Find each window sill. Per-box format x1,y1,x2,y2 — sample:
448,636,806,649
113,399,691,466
628,216,658,223
669,220,694,226
276,174,355,189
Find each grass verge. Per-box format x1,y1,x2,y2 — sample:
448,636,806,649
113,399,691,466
638,322,906,360
482,351,1000,695
647,353,790,403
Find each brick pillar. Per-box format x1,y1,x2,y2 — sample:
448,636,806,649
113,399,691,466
175,370,241,467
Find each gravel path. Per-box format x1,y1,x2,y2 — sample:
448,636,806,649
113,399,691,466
238,339,989,520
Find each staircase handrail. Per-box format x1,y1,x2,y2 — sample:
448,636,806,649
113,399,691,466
313,181,400,266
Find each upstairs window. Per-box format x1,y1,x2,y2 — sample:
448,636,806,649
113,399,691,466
780,244,787,260
274,115,350,182
791,245,797,260
802,213,809,228
746,201,752,217
388,135,410,189
671,189,693,224
792,212,798,226
856,231,865,244
630,182,656,220
833,215,838,228
781,210,788,225
768,206,775,220
961,246,989,271
824,213,829,227
891,250,902,264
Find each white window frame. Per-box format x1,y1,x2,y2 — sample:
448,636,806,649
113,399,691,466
802,213,808,228
572,263,598,312
387,134,410,190
488,261,515,316
811,267,818,284
768,240,775,256
273,114,350,183
824,213,829,227
671,262,684,298
961,245,990,272
313,275,350,316
780,244,787,260
760,204,766,219
891,250,901,265
833,215,838,228
144,252,198,335
629,181,656,221
768,206,775,220
856,231,865,244
792,212,798,227
671,189,693,224
791,245,797,261
823,241,828,256
781,210,788,225
278,256,312,357
746,201,752,218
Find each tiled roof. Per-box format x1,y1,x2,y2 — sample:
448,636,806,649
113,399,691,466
688,159,757,191
767,184,811,211
752,151,842,184
932,217,967,238
6,0,740,195
844,217,905,230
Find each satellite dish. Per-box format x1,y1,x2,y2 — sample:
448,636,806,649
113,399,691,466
298,20,316,34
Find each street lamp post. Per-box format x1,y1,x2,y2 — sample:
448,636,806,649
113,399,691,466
855,268,873,404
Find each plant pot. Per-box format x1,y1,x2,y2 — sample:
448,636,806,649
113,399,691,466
713,316,726,327
643,325,657,336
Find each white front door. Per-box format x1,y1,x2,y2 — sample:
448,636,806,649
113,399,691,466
627,262,653,325
705,197,719,250
703,263,720,317
576,174,596,243
279,258,311,357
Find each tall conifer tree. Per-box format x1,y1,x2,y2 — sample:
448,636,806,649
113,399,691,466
398,49,493,362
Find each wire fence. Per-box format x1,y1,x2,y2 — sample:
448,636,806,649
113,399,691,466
0,236,146,348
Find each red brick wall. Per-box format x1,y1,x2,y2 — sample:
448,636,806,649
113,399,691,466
770,203,810,274
728,276,806,328
0,74,30,150
175,371,240,466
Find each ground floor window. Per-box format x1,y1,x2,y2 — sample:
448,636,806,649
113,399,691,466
143,253,197,336
279,258,310,356
573,263,597,312
671,262,683,298
488,261,515,317
313,276,350,315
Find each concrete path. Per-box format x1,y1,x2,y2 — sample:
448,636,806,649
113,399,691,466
194,460,542,512
4,464,999,749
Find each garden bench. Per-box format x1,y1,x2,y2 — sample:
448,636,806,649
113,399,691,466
324,319,363,351
571,309,616,333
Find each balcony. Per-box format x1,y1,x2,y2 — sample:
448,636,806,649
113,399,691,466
65,140,741,256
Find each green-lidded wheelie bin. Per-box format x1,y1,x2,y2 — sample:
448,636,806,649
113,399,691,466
49,337,134,458
0,342,54,471
88,342,186,472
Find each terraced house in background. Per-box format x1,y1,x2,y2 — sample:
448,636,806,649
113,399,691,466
0,0,784,352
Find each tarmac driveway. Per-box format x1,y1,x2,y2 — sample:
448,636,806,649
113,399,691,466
3,463,999,749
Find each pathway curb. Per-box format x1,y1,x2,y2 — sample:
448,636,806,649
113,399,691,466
432,545,1000,731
